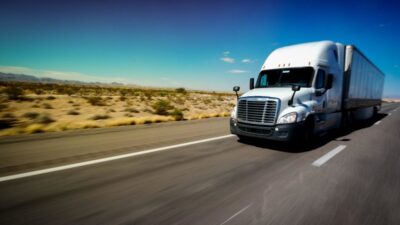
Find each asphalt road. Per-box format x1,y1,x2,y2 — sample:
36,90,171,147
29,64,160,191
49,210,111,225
0,103,399,225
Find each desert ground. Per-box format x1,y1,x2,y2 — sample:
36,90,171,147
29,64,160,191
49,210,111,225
0,82,235,136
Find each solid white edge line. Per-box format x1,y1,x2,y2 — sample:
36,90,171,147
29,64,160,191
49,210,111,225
0,134,235,182
220,204,252,225
312,145,346,167
374,120,381,125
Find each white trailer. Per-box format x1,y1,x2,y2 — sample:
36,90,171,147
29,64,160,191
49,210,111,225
230,41,384,143
345,46,384,105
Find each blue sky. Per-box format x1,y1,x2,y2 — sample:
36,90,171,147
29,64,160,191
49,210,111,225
0,0,399,97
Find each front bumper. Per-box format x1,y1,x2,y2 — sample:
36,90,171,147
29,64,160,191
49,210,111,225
230,118,305,142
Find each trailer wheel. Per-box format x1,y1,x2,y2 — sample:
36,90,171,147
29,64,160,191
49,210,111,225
341,111,352,131
373,106,378,119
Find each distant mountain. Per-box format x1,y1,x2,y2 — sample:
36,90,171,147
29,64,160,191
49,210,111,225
0,73,41,82
0,72,131,87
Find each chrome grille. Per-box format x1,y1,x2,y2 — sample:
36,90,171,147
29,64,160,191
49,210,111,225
237,98,279,125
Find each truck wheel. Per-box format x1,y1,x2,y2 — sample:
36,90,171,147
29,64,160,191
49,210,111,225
238,135,250,142
299,119,314,149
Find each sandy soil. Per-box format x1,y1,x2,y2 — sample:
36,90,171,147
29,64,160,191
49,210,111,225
0,85,236,136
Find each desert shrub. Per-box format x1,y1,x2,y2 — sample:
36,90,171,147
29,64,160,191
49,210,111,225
107,118,136,126
0,103,8,111
2,113,15,118
107,109,116,113
143,119,153,124
119,96,126,101
64,88,75,96
174,97,186,105
90,114,111,120
42,103,53,109
34,113,55,124
170,109,184,121
119,89,128,97
144,92,153,100
81,122,99,129
86,96,106,106
143,108,153,113
152,100,173,115
23,112,40,119
68,100,74,104
124,113,134,117
32,104,40,108
175,88,187,94
0,113,18,129
25,124,45,134
33,89,44,95
125,107,139,113
67,110,80,115
46,96,56,100
3,86,25,100
203,99,212,104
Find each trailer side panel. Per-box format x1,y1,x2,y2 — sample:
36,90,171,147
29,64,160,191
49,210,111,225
344,46,384,109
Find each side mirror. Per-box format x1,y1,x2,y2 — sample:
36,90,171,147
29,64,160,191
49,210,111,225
326,74,333,89
292,85,301,92
233,86,240,99
249,78,254,90
315,89,325,96
288,85,301,106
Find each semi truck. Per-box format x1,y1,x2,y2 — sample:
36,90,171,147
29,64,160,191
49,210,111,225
230,40,384,143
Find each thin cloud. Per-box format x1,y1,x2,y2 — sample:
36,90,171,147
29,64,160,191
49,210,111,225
220,57,235,63
0,65,128,83
228,69,248,74
242,59,253,63
378,23,391,28
223,51,230,56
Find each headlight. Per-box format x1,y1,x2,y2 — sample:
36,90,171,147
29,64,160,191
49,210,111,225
277,112,297,124
230,106,237,119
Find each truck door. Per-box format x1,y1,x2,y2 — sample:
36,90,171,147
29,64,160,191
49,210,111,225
313,69,329,131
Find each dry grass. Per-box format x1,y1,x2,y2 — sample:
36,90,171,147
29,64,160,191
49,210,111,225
0,81,235,136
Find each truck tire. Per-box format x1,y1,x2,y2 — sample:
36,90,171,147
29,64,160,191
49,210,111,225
238,135,251,142
341,111,352,132
372,106,378,119
298,118,314,149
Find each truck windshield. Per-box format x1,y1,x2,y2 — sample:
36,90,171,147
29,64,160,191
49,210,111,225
256,67,314,88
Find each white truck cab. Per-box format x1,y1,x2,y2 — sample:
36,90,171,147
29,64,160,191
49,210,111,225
230,41,384,142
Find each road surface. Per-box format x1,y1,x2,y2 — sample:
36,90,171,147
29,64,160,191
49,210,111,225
0,103,399,225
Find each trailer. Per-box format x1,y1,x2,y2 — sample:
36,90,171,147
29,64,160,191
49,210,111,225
344,46,384,109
